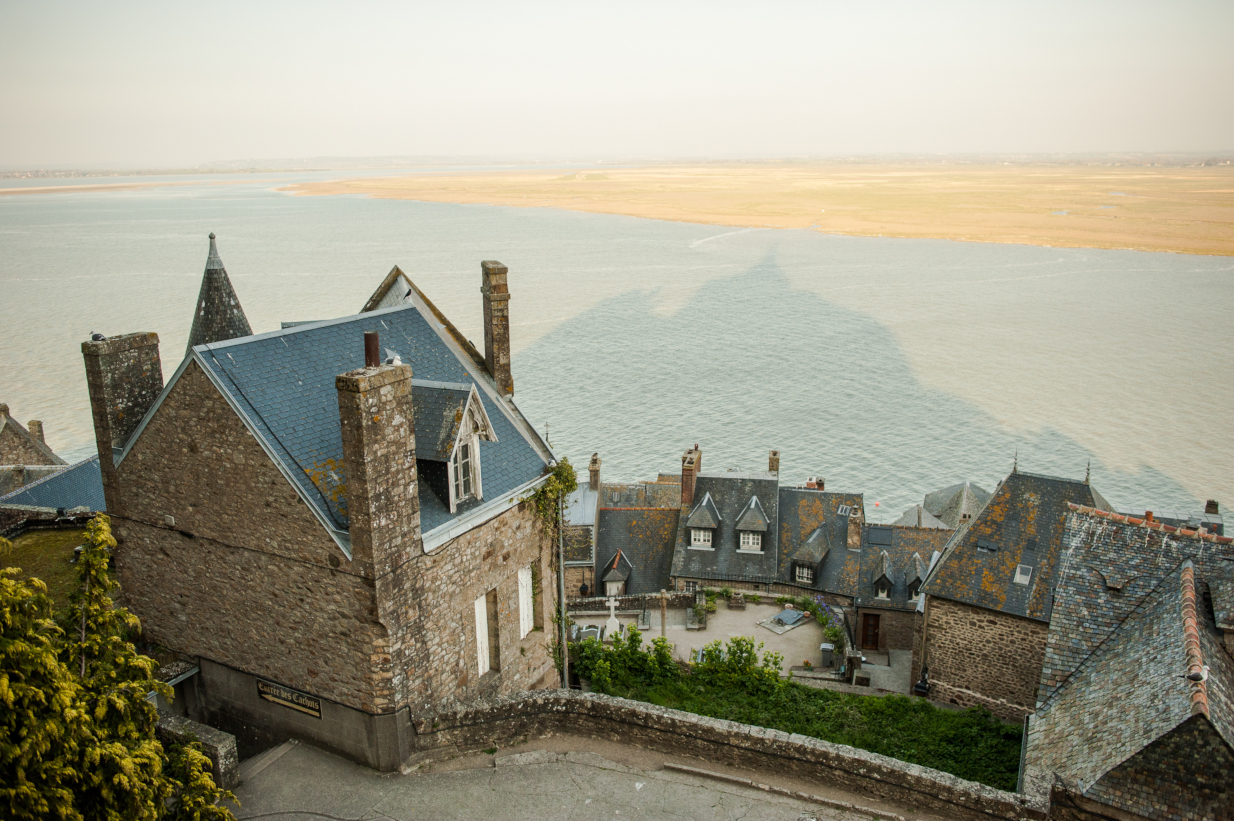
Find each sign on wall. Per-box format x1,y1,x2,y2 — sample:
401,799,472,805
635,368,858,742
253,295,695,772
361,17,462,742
257,679,322,719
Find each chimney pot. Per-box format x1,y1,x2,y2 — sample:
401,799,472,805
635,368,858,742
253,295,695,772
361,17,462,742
28,420,45,444
1145,511,1154,523
805,477,818,490
1206,499,1220,515
768,450,780,473
364,332,380,368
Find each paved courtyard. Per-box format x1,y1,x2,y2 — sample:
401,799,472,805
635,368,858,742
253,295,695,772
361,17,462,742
228,734,930,821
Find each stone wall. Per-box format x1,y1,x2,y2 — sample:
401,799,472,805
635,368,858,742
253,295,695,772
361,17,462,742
673,576,853,610
920,596,1049,721
406,690,1053,821
0,424,57,466
564,565,593,596
855,606,918,652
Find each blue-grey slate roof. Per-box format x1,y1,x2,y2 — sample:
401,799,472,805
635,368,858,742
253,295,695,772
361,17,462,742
594,507,679,596
410,381,483,462
852,525,950,611
685,492,721,529
0,456,105,512
672,472,781,580
192,303,548,536
735,496,769,532
777,489,864,595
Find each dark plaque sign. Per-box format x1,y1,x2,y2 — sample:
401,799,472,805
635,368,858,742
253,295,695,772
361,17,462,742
257,679,322,719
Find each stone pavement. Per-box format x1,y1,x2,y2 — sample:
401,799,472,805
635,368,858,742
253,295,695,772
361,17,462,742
229,735,923,821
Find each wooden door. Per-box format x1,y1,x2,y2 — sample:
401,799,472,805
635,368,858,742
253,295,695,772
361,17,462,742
861,614,880,650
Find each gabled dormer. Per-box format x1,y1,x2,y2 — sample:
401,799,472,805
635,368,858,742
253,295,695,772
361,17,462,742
686,491,721,549
735,496,768,553
873,550,894,600
411,380,498,514
908,552,927,601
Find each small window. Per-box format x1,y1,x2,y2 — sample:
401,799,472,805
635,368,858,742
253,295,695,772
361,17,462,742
837,504,853,517
1025,539,1038,554
977,539,997,553
795,565,815,584
691,528,712,547
1014,565,1033,585
876,586,890,599
453,442,475,502
739,532,762,551
909,583,921,600
870,528,893,546
684,580,698,594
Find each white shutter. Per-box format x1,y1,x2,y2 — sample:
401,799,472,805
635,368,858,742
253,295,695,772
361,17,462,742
474,594,489,675
518,566,533,638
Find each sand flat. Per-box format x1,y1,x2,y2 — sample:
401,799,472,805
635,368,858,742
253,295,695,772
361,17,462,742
284,163,1234,256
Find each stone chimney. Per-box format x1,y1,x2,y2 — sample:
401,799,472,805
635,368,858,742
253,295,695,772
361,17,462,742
0,403,8,417
480,260,513,396
1206,499,1220,515
805,476,825,491
27,420,45,444
336,346,420,579
82,332,164,514
768,450,780,474
847,502,865,550
589,453,602,492
681,445,702,508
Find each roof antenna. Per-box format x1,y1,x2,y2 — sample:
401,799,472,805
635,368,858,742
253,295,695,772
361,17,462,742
1085,460,1091,485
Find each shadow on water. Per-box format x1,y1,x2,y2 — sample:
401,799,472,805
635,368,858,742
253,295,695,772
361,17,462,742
515,252,1197,520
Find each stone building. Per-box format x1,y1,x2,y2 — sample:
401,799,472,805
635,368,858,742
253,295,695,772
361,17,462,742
0,402,66,496
563,454,602,596
922,481,991,529
1026,504,1234,819
914,469,1112,720
0,455,105,514
82,260,558,771
852,525,949,653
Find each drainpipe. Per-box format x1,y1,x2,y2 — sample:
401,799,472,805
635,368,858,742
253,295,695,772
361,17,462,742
558,493,569,688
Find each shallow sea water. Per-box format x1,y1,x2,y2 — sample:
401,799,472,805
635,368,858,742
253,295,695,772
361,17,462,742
1,172,1230,521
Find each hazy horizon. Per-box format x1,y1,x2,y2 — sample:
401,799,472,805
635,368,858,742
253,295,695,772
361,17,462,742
3,1,1232,168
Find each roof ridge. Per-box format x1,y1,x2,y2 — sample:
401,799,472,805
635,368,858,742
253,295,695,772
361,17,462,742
1179,561,1210,718
1069,503,1232,544
0,455,96,503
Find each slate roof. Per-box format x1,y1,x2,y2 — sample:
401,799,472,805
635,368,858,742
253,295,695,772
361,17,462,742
891,504,949,530
122,297,551,551
1119,507,1224,538
685,492,722,529
921,471,1113,622
0,412,65,466
735,496,769,532
1038,505,1234,704
601,549,632,583
185,234,252,355
601,481,680,509
0,456,105,512
362,266,489,373
0,465,62,498
1028,560,1234,819
923,481,991,529
854,525,951,611
671,472,781,580
777,488,864,595
1214,563,1234,633
594,507,680,595
409,381,495,462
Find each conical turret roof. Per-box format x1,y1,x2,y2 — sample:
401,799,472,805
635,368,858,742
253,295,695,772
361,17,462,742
186,233,252,355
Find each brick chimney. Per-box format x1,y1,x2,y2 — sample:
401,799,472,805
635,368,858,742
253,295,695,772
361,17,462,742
82,332,164,514
768,450,780,473
681,445,701,507
27,420,45,444
480,260,513,396
589,453,602,491
1206,499,1220,515
336,347,420,579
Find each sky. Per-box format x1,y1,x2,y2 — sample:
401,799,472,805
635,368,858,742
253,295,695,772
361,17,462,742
2,0,1232,168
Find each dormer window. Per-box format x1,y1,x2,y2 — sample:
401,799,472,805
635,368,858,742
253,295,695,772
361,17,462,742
454,442,474,500
795,565,814,584
739,531,762,552
876,586,890,599
691,528,713,547
908,582,921,600
1014,565,1033,585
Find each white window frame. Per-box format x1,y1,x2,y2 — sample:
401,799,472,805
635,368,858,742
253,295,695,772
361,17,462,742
795,565,814,584
474,594,490,675
690,528,712,548
738,531,762,552
684,581,698,594
1014,565,1033,585
876,586,890,600
518,566,534,638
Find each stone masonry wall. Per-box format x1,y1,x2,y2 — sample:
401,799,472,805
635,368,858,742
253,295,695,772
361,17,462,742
407,690,1054,821
114,361,388,711
0,424,57,465
856,606,918,652
921,596,1049,721
394,500,558,715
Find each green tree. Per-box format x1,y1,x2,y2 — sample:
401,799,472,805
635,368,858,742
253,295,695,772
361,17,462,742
1,519,237,820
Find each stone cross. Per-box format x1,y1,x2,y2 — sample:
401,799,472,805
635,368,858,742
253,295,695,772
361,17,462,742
606,596,621,636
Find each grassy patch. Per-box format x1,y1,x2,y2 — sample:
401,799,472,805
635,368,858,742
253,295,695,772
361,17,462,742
616,678,1021,790
2,527,87,610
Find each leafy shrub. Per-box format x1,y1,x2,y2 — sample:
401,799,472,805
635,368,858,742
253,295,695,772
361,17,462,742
747,594,761,604
719,586,733,598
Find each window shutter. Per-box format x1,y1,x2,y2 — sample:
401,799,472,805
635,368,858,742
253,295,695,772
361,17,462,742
518,566,533,638
474,594,489,674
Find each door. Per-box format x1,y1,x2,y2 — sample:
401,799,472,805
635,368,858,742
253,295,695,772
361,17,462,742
861,613,881,651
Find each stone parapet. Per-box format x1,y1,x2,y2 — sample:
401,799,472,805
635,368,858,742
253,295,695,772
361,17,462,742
156,712,240,790
407,689,1053,821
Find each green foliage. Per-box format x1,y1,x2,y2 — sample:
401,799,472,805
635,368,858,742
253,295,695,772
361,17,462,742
719,586,732,599
746,594,761,605
1,517,237,820
523,458,578,539
567,623,1020,790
